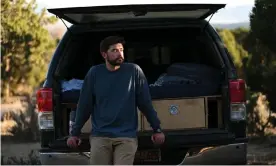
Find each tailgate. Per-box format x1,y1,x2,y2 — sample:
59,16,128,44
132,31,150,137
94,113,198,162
39,129,242,165
39,129,247,165
41,129,235,153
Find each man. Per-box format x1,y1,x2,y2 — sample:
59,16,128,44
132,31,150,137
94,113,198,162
67,36,165,165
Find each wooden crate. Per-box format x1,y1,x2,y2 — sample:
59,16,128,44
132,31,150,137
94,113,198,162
140,97,207,131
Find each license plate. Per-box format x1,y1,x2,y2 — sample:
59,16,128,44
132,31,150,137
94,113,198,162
135,149,161,162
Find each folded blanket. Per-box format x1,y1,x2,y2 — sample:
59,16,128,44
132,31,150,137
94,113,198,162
61,79,84,92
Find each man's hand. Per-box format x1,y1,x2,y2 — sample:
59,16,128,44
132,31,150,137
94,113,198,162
151,132,165,145
67,136,82,148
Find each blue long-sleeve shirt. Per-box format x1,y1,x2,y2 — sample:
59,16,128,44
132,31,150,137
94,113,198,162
71,63,161,138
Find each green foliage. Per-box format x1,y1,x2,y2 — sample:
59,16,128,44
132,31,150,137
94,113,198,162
247,0,276,112
1,0,58,97
231,28,250,47
217,14,276,114
250,0,276,54
217,29,249,79
217,24,276,134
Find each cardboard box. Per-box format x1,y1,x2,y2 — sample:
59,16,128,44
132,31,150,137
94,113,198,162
141,98,206,131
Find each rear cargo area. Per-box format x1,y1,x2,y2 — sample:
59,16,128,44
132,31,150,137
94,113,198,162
141,96,223,131
65,95,223,134
54,26,225,138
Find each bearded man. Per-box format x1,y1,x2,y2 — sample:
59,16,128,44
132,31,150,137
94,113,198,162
67,36,165,165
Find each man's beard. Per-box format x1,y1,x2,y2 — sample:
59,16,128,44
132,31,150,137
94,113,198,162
107,57,124,66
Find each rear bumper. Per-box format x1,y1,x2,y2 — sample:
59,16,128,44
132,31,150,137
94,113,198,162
180,142,247,165
39,152,90,165
40,129,248,164
39,142,247,165
137,129,247,149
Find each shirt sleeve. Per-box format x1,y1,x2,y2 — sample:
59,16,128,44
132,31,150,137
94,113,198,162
135,65,161,131
71,67,95,136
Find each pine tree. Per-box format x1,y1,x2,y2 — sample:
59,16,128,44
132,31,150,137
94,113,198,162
1,0,58,97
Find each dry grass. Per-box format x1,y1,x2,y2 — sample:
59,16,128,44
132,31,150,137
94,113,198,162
1,120,18,136
247,92,276,137
1,96,40,142
1,96,41,165
1,150,41,165
247,140,276,165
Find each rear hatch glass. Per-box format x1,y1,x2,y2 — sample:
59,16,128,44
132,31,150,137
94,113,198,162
47,3,226,24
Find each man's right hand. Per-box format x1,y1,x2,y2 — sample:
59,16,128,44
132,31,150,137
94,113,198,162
67,136,82,148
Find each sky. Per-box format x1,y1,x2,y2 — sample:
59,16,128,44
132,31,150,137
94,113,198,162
36,0,255,24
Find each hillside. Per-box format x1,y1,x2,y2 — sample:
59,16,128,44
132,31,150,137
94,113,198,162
45,21,67,39
212,22,250,29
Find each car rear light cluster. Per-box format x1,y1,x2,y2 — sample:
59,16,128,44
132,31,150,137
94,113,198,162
36,88,54,130
229,79,246,121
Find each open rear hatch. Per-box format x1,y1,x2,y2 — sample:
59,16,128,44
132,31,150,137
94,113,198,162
47,2,226,25
44,2,229,163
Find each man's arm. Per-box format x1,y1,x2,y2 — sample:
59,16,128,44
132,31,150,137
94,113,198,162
135,65,161,132
71,67,95,137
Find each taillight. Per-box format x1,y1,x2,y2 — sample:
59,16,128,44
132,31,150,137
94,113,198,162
37,88,53,112
229,79,246,103
36,88,54,129
229,79,246,121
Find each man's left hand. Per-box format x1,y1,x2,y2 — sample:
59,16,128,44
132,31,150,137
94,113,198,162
151,132,165,145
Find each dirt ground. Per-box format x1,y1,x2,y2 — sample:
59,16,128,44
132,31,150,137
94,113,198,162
247,143,276,165
1,142,40,159
1,141,276,165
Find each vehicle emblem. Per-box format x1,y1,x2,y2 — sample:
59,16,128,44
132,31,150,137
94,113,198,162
169,105,179,115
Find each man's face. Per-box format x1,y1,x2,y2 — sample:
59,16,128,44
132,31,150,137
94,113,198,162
103,43,124,66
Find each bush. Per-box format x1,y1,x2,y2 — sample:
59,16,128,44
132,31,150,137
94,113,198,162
1,150,41,165
1,95,40,142
246,90,276,136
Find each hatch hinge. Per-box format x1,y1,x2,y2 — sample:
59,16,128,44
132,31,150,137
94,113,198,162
201,12,215,32
56,15,73,35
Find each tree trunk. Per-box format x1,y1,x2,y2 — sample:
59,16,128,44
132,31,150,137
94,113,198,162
3,57,11,98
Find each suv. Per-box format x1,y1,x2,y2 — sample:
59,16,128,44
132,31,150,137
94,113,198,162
37,2,248,165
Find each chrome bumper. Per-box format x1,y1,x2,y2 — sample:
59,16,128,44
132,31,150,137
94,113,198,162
180,143,247,165
39,143,247,165
39,152,90,165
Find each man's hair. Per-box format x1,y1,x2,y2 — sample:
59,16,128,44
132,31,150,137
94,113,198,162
100,36,125,53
